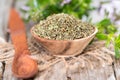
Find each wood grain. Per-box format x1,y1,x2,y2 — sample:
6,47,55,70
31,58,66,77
0,40,118,80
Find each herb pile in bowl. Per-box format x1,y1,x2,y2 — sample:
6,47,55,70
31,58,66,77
33,13,95,40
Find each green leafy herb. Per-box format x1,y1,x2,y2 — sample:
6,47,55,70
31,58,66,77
114,35,120,59
96,18,120,59
96,33,108,40
97,18,117,34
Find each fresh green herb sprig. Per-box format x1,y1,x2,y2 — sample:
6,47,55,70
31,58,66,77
96,18,120,59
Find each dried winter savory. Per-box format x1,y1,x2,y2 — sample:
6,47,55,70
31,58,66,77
33,13,95,40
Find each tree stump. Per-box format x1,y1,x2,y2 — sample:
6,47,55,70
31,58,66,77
0,37,119,80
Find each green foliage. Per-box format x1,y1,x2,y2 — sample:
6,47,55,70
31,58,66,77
96,18,116,45
97,18,117,34
96,18,120,59
25,0,93,22
96,33,108,40
114,35,120,59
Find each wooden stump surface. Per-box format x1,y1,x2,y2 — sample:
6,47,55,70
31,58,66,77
0,37,120,80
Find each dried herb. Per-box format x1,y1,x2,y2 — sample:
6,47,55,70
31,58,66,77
33,13,95,40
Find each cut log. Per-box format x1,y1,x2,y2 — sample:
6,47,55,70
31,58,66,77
0,41,118,80
113,60,120,80
0,62,3,80
3,61,18,80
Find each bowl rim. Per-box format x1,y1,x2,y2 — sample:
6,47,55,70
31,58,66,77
31,26,98,42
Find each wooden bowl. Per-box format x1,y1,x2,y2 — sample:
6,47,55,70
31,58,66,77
31,27,98,57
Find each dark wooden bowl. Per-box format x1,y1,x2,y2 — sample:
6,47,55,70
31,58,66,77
31,27,98,57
